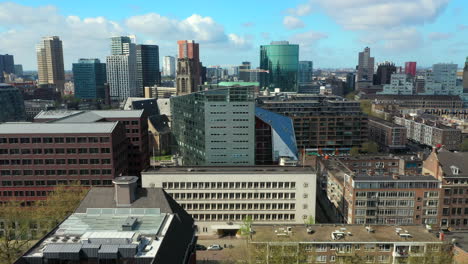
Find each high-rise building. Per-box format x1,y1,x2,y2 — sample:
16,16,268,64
378,73,414,95
72,59,107,99
374,61,396,85
136,44,160,97
239,61,251,82
260,41,299,92
356,47,374,90
14,64,23,76
171,86,256,166
463,57,468,91
162,56,176,77
176,40,201,95
298,61,313,83
346,72,356,93
405,61,417,77
0,84,26,122
0,54,14,82
106,36,138,101
36,36,65,93
423,63,462,95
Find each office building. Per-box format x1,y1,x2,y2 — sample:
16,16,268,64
368,117,407,151
0,84,26,122
298,60,313,84
14,64,23,76
260,41,299,92
23,99,55,121
374,61,396,85
255,107,298,165
0,122,129,201
248,224,444,264
405,61,417,77
16,176,196,264
72,59,106,99
463,57,468,90
0,54,14,82
345,72,356,93
163,55,176,77
394,114,462,150
257,94,368,151
142,166,317,236
171,86,255,166
239,61,251,82
136,44,160,97
36,36,65,93
34,110,149,175
356,47,374,90
423,149,468,229
106,36,138,101
176,40,201,95
423,63,462,95
144,85,176,99
322,158,441,225
378,73,414,95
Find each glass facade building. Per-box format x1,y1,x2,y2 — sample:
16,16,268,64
0,84,26,122
72,59,107,99
136,45,160,97
171,86,255,166
260,41,299,92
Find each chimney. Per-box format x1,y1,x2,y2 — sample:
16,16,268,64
439,231,445,241
113,176,139,207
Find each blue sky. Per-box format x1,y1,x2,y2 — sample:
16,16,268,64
0,0,467,70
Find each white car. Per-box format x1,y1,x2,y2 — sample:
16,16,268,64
207,244,223,250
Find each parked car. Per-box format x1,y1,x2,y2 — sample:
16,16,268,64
195,244,207,251
207,244,223,250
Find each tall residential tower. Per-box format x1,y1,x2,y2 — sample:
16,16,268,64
356,47,374,90
36,36,65,93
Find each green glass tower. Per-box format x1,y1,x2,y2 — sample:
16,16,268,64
260,41,299,92
72,59,107,99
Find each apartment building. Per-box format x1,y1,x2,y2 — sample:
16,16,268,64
0,122,128,201
322,158,441,225
142,166,316,236
394,114,462,150
368,117,407,151
257,94,368,151
423,148,468,229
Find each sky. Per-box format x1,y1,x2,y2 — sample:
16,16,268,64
0,0,467,70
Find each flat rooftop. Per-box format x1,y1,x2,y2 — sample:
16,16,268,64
251,224,442,243
35,110,145,122
444,231,468,252
369,116,405,128
143,166,315,174
353,175,439,181
0,122,119,134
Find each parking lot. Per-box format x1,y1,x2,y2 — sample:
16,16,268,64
196,237,249,263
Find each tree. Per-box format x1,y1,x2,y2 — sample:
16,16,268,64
460,139,468,152
361,141,379,153
350,147,360,157
407,244,454,264
239,216,254,238
304,215,315,225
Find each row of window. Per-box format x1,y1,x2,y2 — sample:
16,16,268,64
0,158,112,165
162,181,298,189
354,182,439,189
0,169,113,177
354,218,415,225
355,209,415,217
0,148,111,155
192,213,296,221
443,198,468,205
444,188,468,195
0,137,110,144
1,179,113,187
179,202,296,211
355,200,417,207
355,191,416,198
442,207,468,216
170,192,297,200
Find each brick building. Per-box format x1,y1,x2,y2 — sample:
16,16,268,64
0,122,128,202
368,116,407,151
423,148,468,229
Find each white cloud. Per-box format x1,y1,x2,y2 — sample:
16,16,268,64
428,32,453,41
290,30,328,46
283,16,305,30
285,1,313,16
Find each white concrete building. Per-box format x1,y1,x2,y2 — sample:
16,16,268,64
378,73,414,95
422,63,463,95
142,166,317,236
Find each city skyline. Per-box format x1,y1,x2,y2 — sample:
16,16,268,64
0,0,467,70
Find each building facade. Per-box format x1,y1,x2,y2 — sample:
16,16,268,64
72,59,107,99
378,73,414,95
374,62,396,85
368,117,407,151
171,86,255,166
36,36,65,93
163,55,176,77
463,57,468,90
239,61,251,82
356,47,374,90
260,41,299,92
136,44,160,97
405,61,417,77
0,84,26,122
0,54,14,82
142,166,317,236
298,61,313,84
106,36,138,101
176,58,199,95
423,63,462,95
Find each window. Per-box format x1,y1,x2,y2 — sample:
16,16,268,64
54,138,64,143
90,148,99,154
77,137,87,143
316,256,327,262
66,137,76,143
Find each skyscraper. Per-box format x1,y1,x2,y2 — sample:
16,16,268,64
106,36,138,101
163,56,176,77
136,44,160,97
14,64,23,76
260,41,299,92
0,84,26,122
405,62,417,77
356,47,374,90
239,61,251,82
176,40,201,95
0,54,14,82
298,61,313,83
374,62,396,85
72,59,107,99
36,36,65,93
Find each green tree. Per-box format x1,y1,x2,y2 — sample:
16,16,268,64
239,216,254,238
361,141,379,153
359,100,372,115
345,91,357,100
460,139,468,151
407,244,454,264
350,147,360,157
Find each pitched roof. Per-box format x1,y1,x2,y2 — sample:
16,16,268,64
437,151,468,177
